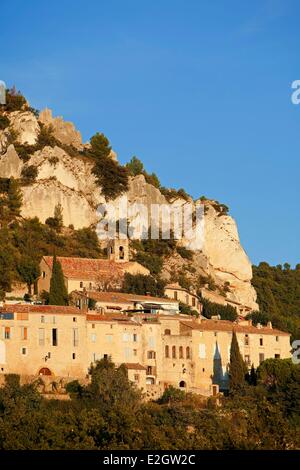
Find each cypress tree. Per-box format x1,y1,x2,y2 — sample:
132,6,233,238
229,330,247,392
49,254,68,306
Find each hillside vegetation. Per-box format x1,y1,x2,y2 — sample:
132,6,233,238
249,262,300,340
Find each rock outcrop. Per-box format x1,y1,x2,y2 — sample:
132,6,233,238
39,108,82,148
0,107,258,311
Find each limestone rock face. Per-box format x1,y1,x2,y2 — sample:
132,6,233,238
0,145,23,179
9,111,40,145
39,108,82,148
21,180,98,229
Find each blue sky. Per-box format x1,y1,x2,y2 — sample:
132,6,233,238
1,0,299,266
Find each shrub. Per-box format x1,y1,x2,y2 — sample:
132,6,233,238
0,114,10,130
21,165,38,183
36,124,58,149
5,88,27,112
14,143,36,162
176,246,193,260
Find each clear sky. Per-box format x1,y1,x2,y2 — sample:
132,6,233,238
1,0,299,266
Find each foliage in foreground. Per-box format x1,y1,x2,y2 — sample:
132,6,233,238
0,358,299,450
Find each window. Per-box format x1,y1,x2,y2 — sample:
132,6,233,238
91,333,96,343
259,353,265,364
192,297,196,307
72,353,76,360
41,316,45,323
21,347,27,356
4,327,10,339
38,328,45,346
164,329,171,335
276,336,279,342
80,282,83,288
103,354,108,359
174,291,178,300
52,316,56,324
133,333,138,342
124,347,131,359
172,346,176,359
92,323,95,329
148,337,155,348
186,346,191,359
214,332,217,337
21,326,28,340
42,271,46,278
73,317,77,323
73,328,78,347
275,354,280,359
106,334,113,343
133,349,137,356
244,354,251,365
89,283,92,289
179,346,183,359
47,352,51,359
123,333,130,342
165,345,169,358
147,366,154,375
134,374,139,382
52,328,57,346
245,334,249,346
147,351,156,359
259,337,263,346
199,344,206,359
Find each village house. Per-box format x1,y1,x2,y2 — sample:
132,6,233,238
38,240,149,294
71,290,180,315
164,283,202,315
0,304,291,397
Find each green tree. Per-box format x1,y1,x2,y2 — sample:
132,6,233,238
49,254,68,305
126,156,144,176
122,273,166,297
17,256,40,294
228,331,247,393
7,178,22,219
90,132,111,159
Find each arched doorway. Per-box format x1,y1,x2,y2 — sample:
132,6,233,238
179,380,186,388
38,367,52,376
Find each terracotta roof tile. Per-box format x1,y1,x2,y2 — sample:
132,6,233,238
1,304,81,315
43,256,134,281
85,290,178,305
123,363,146,371
180,319,290,336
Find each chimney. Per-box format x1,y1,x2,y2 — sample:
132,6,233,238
256,322,262,329
267,321,272,329
248,319,252,326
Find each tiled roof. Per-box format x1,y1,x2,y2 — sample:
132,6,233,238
123,363,146,371
180,319,290,336
85,290,178,305
43,256,134,281
86,313,139,325
0,304,81,315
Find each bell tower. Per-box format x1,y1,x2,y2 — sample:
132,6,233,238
107,238,129,263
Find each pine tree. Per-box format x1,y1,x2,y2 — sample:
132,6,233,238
49,254,68,305
7,178,22,219
229,330,247,393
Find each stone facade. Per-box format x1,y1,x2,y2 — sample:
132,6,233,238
0,305,291,397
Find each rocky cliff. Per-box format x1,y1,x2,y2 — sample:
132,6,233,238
0,105,258,311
